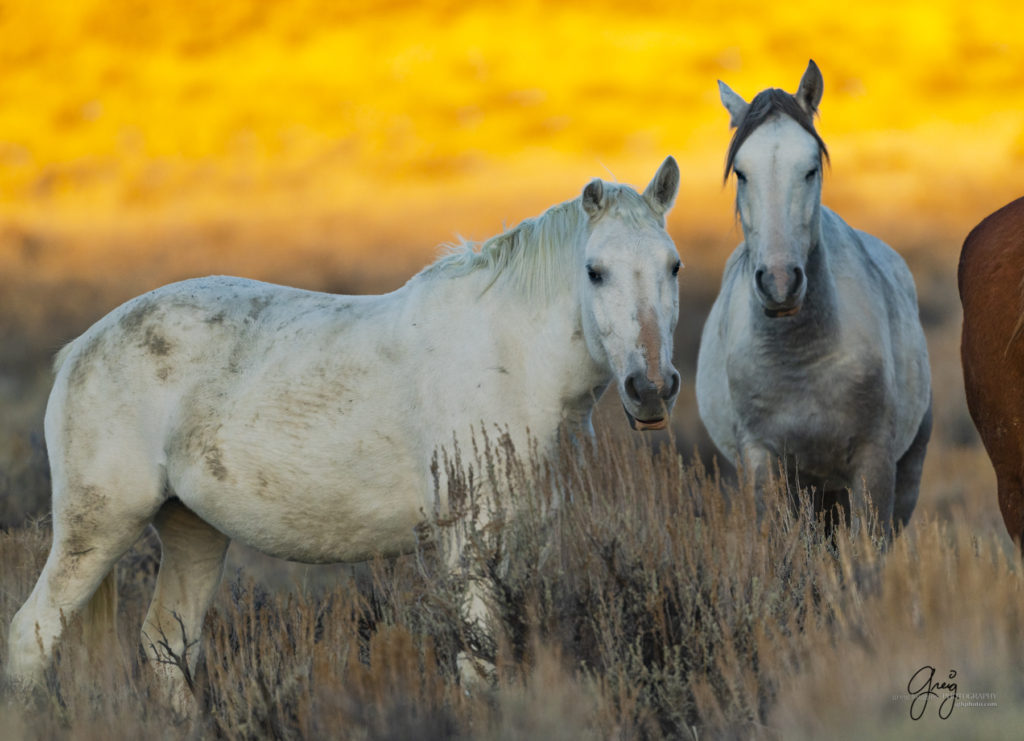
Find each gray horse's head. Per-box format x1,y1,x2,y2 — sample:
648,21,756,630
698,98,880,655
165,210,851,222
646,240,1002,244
719,60,830,318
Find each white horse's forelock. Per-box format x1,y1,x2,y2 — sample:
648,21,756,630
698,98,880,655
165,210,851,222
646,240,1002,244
424,184,657,301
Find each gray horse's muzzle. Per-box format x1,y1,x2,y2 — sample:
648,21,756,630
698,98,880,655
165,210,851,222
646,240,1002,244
754,263,806,317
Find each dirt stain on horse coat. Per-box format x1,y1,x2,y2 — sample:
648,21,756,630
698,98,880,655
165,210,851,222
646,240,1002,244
204,445,229,481
141,327,173,356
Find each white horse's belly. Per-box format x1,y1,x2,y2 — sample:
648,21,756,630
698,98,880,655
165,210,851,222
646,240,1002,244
165,372,431,563
170,440,427,563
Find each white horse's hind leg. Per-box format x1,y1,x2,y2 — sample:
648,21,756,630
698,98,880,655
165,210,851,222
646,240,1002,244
142,499,229,711
7,483,157,687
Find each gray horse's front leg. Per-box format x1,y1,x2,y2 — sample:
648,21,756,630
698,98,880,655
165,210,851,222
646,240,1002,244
738,441,779,521
893,401,932,530
850,444,898,542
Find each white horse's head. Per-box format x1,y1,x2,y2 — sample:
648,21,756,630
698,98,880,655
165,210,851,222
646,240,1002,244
719,60,829,318
578,156,682,430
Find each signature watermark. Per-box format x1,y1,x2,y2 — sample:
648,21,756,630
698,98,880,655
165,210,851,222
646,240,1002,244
892,666,998,720
908,666,958,719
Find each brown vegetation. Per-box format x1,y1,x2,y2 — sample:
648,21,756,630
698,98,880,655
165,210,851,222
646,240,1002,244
1,427,1021,739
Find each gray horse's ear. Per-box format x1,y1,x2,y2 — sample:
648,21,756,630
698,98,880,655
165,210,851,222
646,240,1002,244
719,80,748,128
643,156,680,217
582,178,605,218
796,60,824,115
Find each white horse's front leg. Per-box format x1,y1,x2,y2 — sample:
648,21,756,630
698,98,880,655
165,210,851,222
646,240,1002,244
429,452,498,689
439,519,498,689
456,578,497,687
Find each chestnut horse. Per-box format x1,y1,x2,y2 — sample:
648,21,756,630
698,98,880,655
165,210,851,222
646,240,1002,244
959,196,1024,547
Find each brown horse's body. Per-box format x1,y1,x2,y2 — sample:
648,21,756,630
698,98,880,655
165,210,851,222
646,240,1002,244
959,196,1024,546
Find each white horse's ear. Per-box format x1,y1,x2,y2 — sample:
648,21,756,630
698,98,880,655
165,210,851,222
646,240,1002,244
719,80,748,129
644,156,680,217
796,60,824,115
582,178,605,218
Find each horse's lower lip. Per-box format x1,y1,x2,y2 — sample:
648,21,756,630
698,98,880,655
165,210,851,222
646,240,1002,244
764,305,801,318
624,409,668,431
635,418,668,431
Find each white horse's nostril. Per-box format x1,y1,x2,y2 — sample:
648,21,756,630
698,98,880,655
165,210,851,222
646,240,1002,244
625,373,643,404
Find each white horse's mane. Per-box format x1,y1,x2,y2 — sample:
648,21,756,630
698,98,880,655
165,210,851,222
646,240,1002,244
422,183,656,301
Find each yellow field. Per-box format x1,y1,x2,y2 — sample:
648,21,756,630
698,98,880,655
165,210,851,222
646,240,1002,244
2,0,1023,284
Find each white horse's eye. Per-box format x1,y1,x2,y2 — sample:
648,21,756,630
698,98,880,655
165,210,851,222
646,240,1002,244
587,266,604,285
672,260,681,277
805,167,819,181
734,169,747,183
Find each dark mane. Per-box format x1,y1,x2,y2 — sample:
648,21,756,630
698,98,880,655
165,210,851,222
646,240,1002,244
724,88,829,182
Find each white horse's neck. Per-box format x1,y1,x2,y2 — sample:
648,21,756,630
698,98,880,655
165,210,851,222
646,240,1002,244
410,196,611,435
441,266,609,436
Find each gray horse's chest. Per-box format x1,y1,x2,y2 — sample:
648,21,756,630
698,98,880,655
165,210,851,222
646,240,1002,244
728,345,888,476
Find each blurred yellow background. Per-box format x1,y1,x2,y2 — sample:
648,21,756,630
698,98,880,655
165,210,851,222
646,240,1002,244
2,0,1023,288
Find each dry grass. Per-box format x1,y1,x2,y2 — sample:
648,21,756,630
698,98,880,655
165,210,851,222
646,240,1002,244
1,430,1021,739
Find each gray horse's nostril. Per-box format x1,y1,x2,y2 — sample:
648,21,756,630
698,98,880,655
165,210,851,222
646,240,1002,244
754,268,767,295
792,266,804,294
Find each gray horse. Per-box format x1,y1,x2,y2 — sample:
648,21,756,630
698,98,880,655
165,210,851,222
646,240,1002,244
696,61,931,537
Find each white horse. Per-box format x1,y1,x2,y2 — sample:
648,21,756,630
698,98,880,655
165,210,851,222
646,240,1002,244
696,61,931,537
7,157,682,703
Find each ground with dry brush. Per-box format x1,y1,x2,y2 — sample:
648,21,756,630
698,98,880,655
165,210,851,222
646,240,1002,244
1,428,1022,739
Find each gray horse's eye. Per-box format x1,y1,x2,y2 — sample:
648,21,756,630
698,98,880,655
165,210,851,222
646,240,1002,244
587,266,604,285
